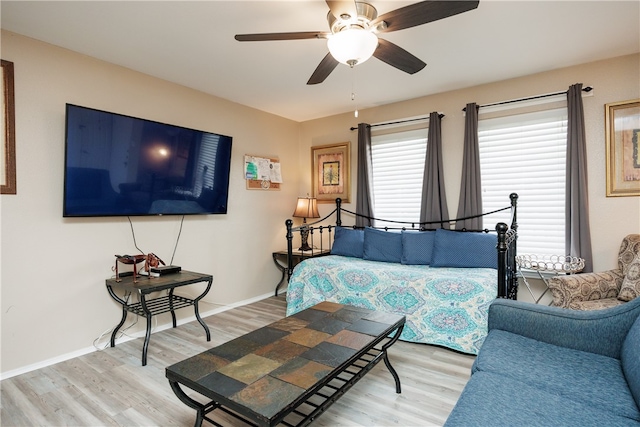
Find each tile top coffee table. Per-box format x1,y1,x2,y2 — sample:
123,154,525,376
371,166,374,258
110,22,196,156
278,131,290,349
166,301,405,427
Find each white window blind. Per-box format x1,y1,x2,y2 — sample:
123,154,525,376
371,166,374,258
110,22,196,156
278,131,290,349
371,128,427,225
478,108,567,257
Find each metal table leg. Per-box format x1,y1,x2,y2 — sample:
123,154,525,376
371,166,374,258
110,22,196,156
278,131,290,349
192,278,213,341
382,324,404,393
140,295,153,366
273,253,287,296
106,286,130,347
110,305,128,347
169,380,214,427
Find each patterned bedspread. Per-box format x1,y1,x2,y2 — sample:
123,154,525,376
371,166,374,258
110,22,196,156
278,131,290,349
285,255,498,354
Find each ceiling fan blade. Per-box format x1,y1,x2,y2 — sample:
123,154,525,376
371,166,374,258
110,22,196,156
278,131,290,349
307,53,339,85
373,39,426,75
235,32,330,42
372,0,479,33
326,0,358,20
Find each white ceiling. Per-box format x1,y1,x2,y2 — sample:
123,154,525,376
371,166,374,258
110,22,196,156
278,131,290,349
2,1,639,122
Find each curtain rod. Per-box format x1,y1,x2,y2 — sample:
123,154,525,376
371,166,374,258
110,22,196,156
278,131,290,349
349,113,445,131
462,86,593,112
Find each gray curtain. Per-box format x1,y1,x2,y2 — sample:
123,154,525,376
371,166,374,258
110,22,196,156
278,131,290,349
456,103,483,230
566,83,593,272
420,112,450,229
356,123,374,227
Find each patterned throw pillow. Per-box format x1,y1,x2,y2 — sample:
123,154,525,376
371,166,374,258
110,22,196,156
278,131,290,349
618,253,640,302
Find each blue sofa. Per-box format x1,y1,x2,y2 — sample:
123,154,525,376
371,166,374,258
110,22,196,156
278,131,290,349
445,296,640,426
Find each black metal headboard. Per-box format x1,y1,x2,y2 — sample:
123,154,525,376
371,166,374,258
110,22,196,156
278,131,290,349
285,193,519,299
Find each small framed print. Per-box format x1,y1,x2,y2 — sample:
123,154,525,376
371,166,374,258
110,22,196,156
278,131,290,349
311,142,350,203
605,99,640,197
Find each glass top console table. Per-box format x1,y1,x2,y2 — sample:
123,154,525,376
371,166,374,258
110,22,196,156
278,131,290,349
105,270,212,366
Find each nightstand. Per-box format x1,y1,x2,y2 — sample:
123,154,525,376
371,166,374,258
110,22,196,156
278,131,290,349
272,249,330,296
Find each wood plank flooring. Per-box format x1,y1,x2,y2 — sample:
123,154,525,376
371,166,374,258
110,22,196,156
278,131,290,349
0,296,475,426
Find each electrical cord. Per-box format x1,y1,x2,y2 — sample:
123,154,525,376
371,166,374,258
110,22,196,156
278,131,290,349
93,316,159,351
127,216,145,255
126,215,184,264
94,292,159,350
93,317,139,351
169,215,185,265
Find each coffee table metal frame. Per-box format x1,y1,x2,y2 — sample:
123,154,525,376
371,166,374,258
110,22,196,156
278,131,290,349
167,308,404,427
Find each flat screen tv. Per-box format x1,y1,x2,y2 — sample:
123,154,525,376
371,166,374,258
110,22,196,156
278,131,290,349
63,104,233,217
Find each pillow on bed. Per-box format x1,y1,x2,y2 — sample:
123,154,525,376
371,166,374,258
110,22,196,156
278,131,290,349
363,227,403,263
330,227,364,258
401,230,435,265
431,228,497,269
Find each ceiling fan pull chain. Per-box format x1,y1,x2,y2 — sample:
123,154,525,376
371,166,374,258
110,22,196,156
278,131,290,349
351,91,358,117
351,67,359,118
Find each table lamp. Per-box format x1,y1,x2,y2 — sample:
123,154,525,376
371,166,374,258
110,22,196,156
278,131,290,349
292,196,320,251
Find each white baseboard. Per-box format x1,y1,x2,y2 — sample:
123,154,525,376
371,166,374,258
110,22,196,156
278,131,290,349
0,291,274,380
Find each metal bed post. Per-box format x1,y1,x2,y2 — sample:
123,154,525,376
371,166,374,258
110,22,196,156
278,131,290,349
509,193,519,232
496,222,509,299
285,219,294,281
509,193,519,299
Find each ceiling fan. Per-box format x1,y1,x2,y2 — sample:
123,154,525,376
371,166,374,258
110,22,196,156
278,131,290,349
235,0,480,85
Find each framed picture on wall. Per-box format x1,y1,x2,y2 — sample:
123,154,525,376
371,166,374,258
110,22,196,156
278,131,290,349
605,99,640,197
1,59,16,195
311,142,350,203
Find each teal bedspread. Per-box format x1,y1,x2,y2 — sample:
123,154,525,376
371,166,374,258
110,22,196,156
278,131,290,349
285,255,498,354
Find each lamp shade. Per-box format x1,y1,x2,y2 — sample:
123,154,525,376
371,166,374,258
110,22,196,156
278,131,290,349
293,197,320,219
327,28,378,66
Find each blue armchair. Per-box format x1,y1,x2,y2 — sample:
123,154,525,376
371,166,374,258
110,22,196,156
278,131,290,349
445,297,640,426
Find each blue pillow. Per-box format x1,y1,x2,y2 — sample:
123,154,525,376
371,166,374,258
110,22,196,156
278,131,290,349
401,230,435,265
363,227,402,263
431,228,497,269
330,227,364,258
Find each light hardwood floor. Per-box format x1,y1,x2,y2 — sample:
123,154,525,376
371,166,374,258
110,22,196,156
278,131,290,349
0,296,475,427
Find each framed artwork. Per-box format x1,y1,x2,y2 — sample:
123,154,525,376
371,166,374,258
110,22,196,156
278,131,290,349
311,142,350,203
1,59,16,195
605,99,640,197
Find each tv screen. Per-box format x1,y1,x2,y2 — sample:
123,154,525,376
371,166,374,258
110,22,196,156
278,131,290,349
63,104,233,217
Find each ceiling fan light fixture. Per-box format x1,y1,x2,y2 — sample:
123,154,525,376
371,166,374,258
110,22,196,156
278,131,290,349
327,28,378,66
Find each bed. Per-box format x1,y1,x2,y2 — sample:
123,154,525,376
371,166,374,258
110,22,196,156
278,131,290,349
283,194,519,355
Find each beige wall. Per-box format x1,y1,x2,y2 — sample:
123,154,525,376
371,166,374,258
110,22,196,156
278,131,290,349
2,29,639,376
0,31,301,375
300,53,640,274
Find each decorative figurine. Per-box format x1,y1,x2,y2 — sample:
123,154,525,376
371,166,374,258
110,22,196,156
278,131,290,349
114,253,165,283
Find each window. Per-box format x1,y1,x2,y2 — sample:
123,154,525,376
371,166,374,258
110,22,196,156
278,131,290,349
478,108,567,257
371,129,427,225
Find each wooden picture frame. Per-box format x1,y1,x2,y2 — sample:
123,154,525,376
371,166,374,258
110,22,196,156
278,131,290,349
311,142,350,203
1,59,16,195
605,99,640,197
